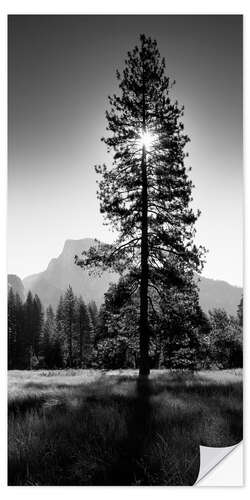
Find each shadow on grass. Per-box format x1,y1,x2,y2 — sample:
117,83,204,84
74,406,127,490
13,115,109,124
8,370,243,486
92,376,154,485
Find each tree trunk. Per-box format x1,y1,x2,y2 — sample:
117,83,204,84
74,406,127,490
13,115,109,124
139,143,150,376
139,57,150,377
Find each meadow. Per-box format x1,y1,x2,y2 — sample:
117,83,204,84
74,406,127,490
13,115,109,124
8,369,243,486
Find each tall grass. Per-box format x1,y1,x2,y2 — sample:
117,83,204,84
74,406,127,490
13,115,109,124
8,369,243,485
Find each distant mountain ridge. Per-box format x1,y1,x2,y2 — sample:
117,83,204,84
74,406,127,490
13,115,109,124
23,238,118,310
9,238,242,315
8,274,25,301
197,275,242,316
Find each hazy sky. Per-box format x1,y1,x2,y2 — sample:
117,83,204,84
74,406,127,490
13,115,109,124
8,15,243,286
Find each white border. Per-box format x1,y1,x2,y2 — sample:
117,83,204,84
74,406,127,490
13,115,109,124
1,1,249,497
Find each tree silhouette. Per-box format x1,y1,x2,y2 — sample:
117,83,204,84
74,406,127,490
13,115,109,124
33,294,43,356
77,297,93,366
63,285,76,367
8,288,17,369
76,34,205,375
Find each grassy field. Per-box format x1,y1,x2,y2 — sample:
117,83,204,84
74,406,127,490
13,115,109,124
8,369,243,486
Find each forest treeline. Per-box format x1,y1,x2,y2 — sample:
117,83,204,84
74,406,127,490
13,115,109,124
8,286,97,370
8,278,243,371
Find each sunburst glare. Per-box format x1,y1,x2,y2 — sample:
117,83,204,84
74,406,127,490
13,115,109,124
137,129,156,151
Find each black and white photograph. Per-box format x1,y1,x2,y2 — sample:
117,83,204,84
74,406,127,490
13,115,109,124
7,14,243,486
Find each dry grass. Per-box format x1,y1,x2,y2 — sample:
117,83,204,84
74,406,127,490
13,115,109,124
8,369,243,485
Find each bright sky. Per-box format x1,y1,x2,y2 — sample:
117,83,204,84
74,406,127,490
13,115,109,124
8,15,243,285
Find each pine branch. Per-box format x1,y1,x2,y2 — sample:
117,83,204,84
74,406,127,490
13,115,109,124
108,237,141,259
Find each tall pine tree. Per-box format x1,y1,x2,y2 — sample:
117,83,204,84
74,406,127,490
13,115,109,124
63,286,76,367
14,292,25,368
33,294,43,357
88,300,98,342
8,288,17,369
42,306,63,368
23,291,34,368
42,306,54,367
77,297,93,366
76,34,205,375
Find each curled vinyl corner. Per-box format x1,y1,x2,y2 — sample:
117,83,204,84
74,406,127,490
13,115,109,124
195,442,242,485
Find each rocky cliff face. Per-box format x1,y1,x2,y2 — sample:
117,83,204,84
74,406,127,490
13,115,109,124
21,238,242,314
8,274,25,301
23,238,118,309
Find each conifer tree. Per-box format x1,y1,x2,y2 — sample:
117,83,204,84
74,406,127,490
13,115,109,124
41,305,63,368
23,291,34,368
8,288,17,369
76,34,205,375
77,297,93,366
33,294,43,356
42,306,54,367
14,292,25,368
56,295,64,337
63,286,76,367
56,295,66,365
88,300,98,341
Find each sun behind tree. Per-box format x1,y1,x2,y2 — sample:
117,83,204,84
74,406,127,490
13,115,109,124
76,34,206,376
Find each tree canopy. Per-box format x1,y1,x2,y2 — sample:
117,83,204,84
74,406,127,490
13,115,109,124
76,34,206,374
